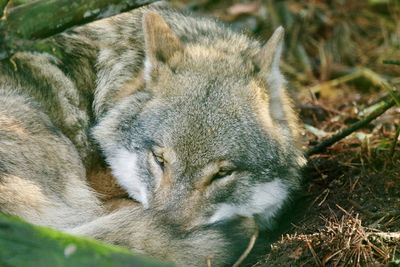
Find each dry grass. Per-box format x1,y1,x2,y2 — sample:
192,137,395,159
259,207,400,267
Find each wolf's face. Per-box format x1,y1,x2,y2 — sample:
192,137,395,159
93,12,305,230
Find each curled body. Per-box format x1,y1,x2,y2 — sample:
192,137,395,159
0,3,305,266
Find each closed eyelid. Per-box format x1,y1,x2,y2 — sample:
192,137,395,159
152,150,165,163
218,166,235,173
196,161,236,188
151,147,177,165
215,161,236,173
151,146,164,156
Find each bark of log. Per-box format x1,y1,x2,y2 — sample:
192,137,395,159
0,0,158,59
1,0,157,39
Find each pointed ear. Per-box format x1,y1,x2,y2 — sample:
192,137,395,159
256,27,290,131
258,26,284,74
143,11,183,75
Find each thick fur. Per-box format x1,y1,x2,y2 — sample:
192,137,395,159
0,54,102,229
0,2,305,266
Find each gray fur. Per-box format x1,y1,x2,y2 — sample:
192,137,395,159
0,3,305,266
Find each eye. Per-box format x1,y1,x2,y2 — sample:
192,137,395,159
210,169,235,184
152,151,165,171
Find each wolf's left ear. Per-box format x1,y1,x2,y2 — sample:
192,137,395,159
143,11,183,78
258,26,284,74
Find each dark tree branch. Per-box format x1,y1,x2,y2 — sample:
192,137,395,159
0,0,158,59
1,0,158,39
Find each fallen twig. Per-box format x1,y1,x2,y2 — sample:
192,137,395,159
306,98,396,157
306,69,400,156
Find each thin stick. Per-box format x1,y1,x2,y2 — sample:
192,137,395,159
232,227,259,267
306,98,396,156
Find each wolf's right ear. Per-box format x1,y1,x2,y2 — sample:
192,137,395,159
143,12,183,80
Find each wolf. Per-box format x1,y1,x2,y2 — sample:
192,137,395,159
0,2,305,266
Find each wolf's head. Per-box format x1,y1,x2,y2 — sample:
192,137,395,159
93,11,305,231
